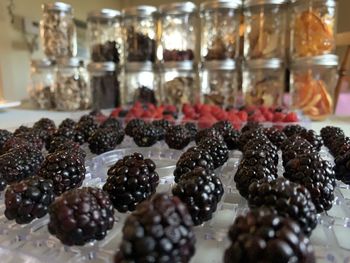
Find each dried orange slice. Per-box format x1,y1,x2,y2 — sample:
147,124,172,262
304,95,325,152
317,80,333,114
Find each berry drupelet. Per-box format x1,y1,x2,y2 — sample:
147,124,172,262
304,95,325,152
88,127,125,154
263,127,287,149
114,193,195,263
103,153,159,212
241,149,278,175
5,176,55,224
48,187,114,246
125,119,146,137
133,124,159,147
165,125,192,150
172,167,224,225
198,136,229,168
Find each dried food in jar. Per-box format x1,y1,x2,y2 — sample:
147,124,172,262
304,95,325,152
205,35,236,61
91,41,120,63
245,77,282,107
163,49,194,62
30,85,55,109
91,73,120,109
126,27,156,62
134,86,157,105
164,77,194,107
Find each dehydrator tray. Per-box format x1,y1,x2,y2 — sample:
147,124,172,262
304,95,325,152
0,141,349,263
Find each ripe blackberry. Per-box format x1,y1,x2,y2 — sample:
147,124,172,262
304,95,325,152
174,146,214,183
184,122,197,141
223,129,241,150
152,119,172,140
114,193,195,263
328,136,350,157
0,137,32,154
224,208,316,263
103,153,159,212
0,147,44,191
241,121,262,133
100,117,121,130
320,126,344,146
38,150,86,195
284,152,336,213
33,118,57,145
198,136,229,168
263,127,287,149
165,125,191,150
54,126,77,141
172,167,224,225
47,136,75,153
13,125,32,136
48,187,114,246
238,128,266,151
243,138,278,166
125,119,146,137
58,118,76,130
248,178,317,236
283,124,307,137
241,149,278,176
213,120,233,135
74,115,99,144
0,129,13,153
133,124,159,147
298,129,323,151
337,143,350,158
195,128,222,144
281,136,316,165
88,127,124,154
15,130,45,150
334,150,350,184
5,176,55,224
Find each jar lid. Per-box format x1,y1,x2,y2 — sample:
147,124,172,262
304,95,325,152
291,55,338,68
200,0,242,11
57,57,81,68
88,62,116,72
122,5,157,17
245,58,284,69
125,62,154,72
202,60,236,70
159,2,197,15
87,9,121,21
290,0,336,7
244,0,287,7
163,61,195,70
31,59,55,68
42,2,72,13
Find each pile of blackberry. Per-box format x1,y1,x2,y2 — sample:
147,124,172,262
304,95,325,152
88,127,125,154
100,117,121,130
165,125,191,150
133,124,159,147
224,208,316,263
263,127,287,149
238,128,266,151
74,115,99,144
173,146,214,182
243,138,278,167
0,129,13,153
33,118,57,146
198,136,229,168
172,167,224,225
283,124,307,137
281,136,316,165
103,153,159,212
5,176,55,224
248,178,317,235
241,122,262,133
114,193,195,263
152,119,172,140
284,152,336,213
125,119,145,137
48,187,114,246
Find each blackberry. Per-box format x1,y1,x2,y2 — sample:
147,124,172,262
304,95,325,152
33,118,57,145
184,122,197,141
0,147,44,191
248,178,317,236
47,136,76,153
198,136,229,168
165,125,191,150
213,120,233,135
38,150,86,195
320,126,344,146
174,146,214,182
328,136,350,157
54,126,77,141
133,124,158,147
224,208,316,263
284,152,336,213
103,153,159,212
114,193,195,263
337,143,350,158
48,187,114,246
13,125,32,136
15,130,45,150
0,137,32,154
0,129,13,153
243,138,278,166
283,124,307,137
74,115,99,144
334,150,350,184
152,119,172,140
223,129,241,150
281,136,316,165
100,117,121,130
298,129,323,151
172,167,224,225
263,127,287,149
88,127,124,154
195,128,222,145
58,118,76,130
125,119,146,137
238,128,267,151
5,176,55,224
241,121,263,133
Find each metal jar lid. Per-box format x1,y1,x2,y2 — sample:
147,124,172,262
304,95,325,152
56,57,81,68
87,9,121,22
122,5,157,17
291,0,337,7
87,62,116,72
31,59,55,69
202,60,236,70
159,2,197,15
200,0,242,11
162,61,195,71
244,0,287,8
245,58,284,69
42,2,72,13
125,62,154,72
291,54,338,69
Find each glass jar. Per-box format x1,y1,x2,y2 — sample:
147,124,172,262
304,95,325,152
124,62,158,105
160,62,198,108
55,58,90,111
122,6,157,63
200,60,237,108
244,0,287,59
243,59,285,107
290,0,337,58
40,2,77,58
28,59,56,109
290,55,338,121
87,9,123,64
200,0,241,61
88,62,120,110
159,2,197,62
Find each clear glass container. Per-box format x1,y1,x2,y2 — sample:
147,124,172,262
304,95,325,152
290,55,338,121
40,2,77,59
244,0,287,59
55,58,90,111
243,59,285,107
28,59,56,110
160,62,198,108
124,62,159,105
159,2,197,62
290,0,337,58
122,6,157,63
88,62,120,110
200,0,241,61
200,60,237,108
87,9,123,64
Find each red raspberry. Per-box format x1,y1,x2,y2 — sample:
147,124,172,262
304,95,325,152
236,111,248,122
283,112,299,123
272,112,286,122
